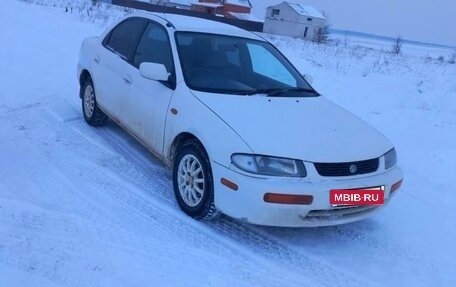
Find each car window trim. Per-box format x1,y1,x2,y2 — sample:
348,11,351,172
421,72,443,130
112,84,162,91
105,44,128,61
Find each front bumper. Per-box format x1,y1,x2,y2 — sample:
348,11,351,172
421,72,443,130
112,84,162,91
212,162,403,227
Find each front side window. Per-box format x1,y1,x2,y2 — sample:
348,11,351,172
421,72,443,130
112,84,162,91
133,22,174,74
104,18,148,60
175,32,316,97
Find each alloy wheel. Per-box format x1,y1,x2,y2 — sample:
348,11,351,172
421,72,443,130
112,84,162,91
177,154,205,207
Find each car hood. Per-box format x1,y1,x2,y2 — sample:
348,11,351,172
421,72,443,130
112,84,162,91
192,91,393,163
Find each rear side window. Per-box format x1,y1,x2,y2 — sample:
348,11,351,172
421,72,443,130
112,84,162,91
104,18,148,60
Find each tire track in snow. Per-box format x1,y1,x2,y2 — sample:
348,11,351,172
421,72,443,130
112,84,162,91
45,102,426,286
3,103,423,286
54,109,378,282
35,113,309,287
87,119,433,285
0,221,188,287
45,141,312,287
63,120,367,287
0,105,300,287
0,198,273,287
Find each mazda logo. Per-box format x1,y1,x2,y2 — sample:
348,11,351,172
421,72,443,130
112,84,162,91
349,164,358,174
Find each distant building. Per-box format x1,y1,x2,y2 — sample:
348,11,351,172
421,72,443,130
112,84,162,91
143,0,259,21
164,0,192,9
227,11,262,22
145,0,192,9
263,2,327,40
192,0,253,17
222,0,252,14
191,1,224,15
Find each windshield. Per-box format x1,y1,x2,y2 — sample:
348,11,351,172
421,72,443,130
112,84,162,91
175,32,318,97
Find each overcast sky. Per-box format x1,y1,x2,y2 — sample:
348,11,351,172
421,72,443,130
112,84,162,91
250,0,456,47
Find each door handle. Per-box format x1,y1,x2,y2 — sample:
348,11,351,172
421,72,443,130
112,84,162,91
94,56,100,64
123,74,132,85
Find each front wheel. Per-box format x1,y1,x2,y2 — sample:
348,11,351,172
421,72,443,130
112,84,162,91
173,140,218,220
81,78,108,127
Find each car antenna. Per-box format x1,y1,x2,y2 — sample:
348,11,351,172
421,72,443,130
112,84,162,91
154,13,176,29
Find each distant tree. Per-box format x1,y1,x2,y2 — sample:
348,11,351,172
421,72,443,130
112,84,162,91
449,53,456,64
313,25,330,44
392,36,402,54
313,11,330,44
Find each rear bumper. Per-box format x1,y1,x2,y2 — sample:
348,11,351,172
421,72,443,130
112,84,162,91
212,162,403,227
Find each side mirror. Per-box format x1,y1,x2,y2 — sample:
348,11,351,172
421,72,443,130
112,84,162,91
139,62,170,82
303,74,313,85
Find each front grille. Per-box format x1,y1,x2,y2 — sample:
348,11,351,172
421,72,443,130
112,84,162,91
305,205,379,220
314,158,379,177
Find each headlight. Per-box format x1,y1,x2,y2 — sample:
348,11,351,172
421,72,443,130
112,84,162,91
384,148,397,169
231,154,306,177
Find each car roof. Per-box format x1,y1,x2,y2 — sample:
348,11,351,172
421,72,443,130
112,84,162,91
127,12,264,41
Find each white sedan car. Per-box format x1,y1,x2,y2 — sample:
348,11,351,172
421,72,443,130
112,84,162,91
77,12,403,227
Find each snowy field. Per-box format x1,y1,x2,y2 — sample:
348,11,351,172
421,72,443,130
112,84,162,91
328,32,456,59
1,0,455,286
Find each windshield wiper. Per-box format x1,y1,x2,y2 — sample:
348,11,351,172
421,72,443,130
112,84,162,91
266,87,318,97
235,87,318,97
235,88,281,96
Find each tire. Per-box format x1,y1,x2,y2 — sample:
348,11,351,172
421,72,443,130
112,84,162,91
81,77,108,127
173,139,218,220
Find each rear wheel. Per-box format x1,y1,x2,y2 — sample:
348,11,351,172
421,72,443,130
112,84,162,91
81,78,108,127
173,140,218,220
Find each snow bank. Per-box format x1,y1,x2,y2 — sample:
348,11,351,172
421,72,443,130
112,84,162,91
18,0,127,25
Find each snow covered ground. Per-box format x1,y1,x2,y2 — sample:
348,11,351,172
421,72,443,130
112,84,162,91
1,0,455,286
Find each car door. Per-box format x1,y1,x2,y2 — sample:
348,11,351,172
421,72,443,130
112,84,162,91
91,17,148,119
123,21,176,155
